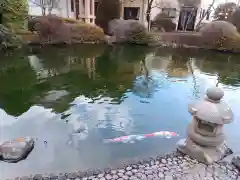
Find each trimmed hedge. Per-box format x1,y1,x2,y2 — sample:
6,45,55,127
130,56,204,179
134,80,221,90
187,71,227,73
126,22,155,45
151,13,176,32
70,22,105,43
27,15,105,44
95,0,121,34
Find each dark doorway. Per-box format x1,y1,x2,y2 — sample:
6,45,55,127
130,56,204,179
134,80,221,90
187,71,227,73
124,7,140,20
177,7,198,31
0,13,2,24
71,0,74,12
75,0,80,19
95,1,99,15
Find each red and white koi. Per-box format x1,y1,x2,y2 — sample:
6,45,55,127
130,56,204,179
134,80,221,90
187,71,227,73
103,131,179,144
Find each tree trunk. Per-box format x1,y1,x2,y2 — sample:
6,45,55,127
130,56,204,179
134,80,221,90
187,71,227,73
146,0,154,31
42,7,46,16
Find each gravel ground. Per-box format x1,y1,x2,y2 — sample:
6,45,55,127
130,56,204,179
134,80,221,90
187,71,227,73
11,152,240,180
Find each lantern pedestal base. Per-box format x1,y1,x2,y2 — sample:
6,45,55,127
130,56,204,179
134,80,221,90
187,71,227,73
177,138,229,164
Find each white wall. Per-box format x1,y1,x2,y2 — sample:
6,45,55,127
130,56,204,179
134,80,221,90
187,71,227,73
28,0,74,18
151,0,179,19
122,0,148,25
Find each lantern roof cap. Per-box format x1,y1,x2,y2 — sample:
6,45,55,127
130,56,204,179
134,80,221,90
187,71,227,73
188,87,233,124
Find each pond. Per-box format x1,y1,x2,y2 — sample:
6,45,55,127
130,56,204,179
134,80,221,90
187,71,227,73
0,45,240,179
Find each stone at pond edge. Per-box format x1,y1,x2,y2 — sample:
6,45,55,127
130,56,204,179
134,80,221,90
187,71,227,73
232,155,240,171
0,137,34,163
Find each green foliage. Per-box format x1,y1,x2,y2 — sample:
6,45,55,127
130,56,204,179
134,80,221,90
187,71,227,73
28,15,105,44
95,0,121,33
125,22,155,45
231,8,240,32
70,23,105,43
2,0,28,29
205,32,240,52
151,12,176,32
61,17,82,24
0,24,23,49
213,2,237,21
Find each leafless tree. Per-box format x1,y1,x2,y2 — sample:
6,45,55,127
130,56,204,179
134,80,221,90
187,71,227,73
31,0,60,16
146,0,154,31
195,0,216,30
145,0,178,31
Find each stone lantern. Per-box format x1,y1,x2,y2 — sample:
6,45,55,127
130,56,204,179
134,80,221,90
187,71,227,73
177,87,234,164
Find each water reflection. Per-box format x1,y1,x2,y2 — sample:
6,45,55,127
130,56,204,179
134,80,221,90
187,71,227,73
0,45,240,179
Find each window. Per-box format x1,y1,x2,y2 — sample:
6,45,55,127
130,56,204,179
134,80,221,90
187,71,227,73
71,0,74,12
197,119,215,133
124,7,140,20
162,8,177,18
0,13,2,24
206,10,211,20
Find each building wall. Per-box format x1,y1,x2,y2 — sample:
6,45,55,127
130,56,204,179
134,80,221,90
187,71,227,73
28,0,212,29
121,0,148,26
121,0,180,28
28,0,74,18
151,0,179,21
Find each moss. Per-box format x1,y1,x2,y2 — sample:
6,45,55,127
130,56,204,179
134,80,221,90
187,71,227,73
151,13,176,32
61,17,82,24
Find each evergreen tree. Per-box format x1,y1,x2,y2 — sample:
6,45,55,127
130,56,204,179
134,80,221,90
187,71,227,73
95,0,121,34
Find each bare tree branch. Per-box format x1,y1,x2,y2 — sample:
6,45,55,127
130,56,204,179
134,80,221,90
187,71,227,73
195,0,216,30
30,0,60,16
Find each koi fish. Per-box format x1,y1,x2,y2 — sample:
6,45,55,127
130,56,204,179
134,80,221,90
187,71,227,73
103,131,179,144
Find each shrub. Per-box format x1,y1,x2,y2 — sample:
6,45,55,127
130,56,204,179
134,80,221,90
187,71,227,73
61,17,82,24
125,22,155,45
27,15,104,44
0,24,23,49
28,17,42,32
231,8,240,32
213,2,237,21
70,23,105,42
151,12,176,32
33,15,70,44
15,29,35,35
200,21,239,40
2,0,28,29
199,21,240,51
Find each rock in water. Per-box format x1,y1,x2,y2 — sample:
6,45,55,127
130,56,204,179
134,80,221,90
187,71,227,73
0,137,34,163
232,155,240,171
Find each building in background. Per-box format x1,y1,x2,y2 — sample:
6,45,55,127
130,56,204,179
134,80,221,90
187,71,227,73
28,0,221,30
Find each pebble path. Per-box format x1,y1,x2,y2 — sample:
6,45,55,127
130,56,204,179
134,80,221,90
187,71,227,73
12,152,239,180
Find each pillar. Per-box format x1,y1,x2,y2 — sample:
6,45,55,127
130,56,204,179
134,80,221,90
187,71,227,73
66,0,70,18
79,0,85,21
91,0,95,24
78,0,82,19
85,0,91,23
120,2,124,20
141,0,145,24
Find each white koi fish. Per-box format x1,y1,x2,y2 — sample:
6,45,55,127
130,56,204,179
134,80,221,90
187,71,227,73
103,131,179,144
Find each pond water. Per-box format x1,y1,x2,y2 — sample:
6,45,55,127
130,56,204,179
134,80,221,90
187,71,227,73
0,45,240,179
